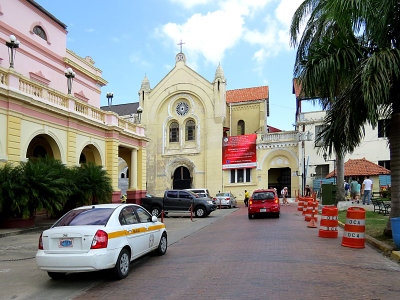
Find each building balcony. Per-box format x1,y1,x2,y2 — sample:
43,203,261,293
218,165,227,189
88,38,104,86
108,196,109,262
0,67,145,137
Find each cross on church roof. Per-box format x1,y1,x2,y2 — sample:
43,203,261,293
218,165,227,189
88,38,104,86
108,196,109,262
177,39,185,53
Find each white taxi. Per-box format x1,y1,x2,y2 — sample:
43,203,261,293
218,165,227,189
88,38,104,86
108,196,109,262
36,203,167,280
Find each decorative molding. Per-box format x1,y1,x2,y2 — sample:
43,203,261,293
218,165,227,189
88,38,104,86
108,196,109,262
64,57,108,86
74,90,89,102
29,21,51,45
29,70,51,86
232,104,260,111
257,142,298,149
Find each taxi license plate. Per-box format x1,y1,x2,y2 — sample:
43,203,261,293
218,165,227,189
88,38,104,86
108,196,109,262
260,208,267,212
59,238,73,248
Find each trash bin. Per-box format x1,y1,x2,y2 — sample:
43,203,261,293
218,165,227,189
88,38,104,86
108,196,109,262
321,183,336,205
391,217,400,249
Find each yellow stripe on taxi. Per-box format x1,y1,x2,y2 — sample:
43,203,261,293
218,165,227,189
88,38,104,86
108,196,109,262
108,224,166,239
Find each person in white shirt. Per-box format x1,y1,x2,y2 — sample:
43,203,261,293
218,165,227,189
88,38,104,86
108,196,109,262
362,176,373,205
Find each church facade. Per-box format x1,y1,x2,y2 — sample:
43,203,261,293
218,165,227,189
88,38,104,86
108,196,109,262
130,52,300,200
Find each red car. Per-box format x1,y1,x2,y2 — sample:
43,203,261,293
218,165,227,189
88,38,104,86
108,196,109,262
248,189,280,219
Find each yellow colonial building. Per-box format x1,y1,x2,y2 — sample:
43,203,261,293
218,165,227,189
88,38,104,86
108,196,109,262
0,0,147,203
107,52,301,200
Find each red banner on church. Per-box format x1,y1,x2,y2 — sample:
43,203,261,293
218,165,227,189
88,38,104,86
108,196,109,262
222,134,257,169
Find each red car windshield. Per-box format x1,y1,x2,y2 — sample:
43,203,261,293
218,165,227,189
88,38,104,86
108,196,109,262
253,192,275,200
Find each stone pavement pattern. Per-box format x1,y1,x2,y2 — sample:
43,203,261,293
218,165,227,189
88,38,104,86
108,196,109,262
75,205,400,300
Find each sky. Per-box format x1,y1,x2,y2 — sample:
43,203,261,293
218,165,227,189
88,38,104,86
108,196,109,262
36,0,320,131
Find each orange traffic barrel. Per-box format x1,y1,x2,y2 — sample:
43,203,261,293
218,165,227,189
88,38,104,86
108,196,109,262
302,199,308,215
342,207,366,248
305,201,318,222
319,206,338,238
298,197,305,211
302,197,312,215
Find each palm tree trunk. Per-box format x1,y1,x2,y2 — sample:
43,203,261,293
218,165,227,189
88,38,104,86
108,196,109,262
335,154,345,206
385,112,400,236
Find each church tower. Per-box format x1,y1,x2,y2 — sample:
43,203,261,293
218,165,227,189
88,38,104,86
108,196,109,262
138,75,151,124
213,63,226,122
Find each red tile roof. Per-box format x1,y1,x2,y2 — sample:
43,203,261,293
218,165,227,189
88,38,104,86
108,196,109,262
267,125,281,132
292,78,302,99
326,158,390,178
226,86,268,103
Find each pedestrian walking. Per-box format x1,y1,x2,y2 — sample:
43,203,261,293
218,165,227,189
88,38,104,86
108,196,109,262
344,180,350,198
362,176,373,205
244,190,249,207
350,178,358,203
281,187,289,206
305,185,311,197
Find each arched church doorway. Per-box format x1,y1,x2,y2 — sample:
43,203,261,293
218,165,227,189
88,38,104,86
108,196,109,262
173,166,191,189
268,167,291,197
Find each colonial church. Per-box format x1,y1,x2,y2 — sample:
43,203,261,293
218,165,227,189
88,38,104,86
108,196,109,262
104,51,300,200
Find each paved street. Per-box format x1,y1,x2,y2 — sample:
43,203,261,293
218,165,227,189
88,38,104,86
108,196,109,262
0,208,235,300
76,205,400,300
1,205,400,300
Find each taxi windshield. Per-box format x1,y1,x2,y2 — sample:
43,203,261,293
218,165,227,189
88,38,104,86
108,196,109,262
53,208,114,227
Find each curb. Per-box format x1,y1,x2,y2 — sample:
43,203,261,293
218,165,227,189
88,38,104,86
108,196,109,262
338,220,397,258
0,225,51,238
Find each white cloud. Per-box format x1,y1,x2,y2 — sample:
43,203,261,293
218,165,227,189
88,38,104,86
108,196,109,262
275,0,304,27
162,8,244,64
161,0,302,68
85,28,95,33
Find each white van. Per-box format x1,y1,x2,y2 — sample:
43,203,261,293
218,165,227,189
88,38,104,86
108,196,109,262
186,188,211,199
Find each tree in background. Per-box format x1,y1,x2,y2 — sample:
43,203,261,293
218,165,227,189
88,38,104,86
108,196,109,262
290,0,365,205
292,0,400,236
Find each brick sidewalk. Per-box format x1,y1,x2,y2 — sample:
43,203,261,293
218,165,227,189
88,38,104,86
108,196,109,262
75,204,400,300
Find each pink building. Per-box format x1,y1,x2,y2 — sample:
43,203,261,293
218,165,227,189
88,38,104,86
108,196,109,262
0,0,147,203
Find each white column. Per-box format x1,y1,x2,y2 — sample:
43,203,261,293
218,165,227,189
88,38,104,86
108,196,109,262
130,148,138,190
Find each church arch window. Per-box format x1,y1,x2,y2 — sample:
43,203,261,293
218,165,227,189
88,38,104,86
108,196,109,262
238,120,245,135
169,121,179,142
33,25,47,41
185,119,196,141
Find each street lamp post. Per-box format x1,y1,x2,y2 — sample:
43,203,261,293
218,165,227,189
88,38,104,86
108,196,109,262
64,68,75,94
106,92,114,106
6,35,20,68
136,106,143,123
323,152,336,184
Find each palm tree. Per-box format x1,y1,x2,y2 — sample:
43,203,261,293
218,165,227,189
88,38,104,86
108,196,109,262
71,162,113,206
292,0,400,235
0,163,28,219
21,157,69,217
290,1,364,205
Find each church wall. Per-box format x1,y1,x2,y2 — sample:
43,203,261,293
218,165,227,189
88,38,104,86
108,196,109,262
231,102,263,135
142,58,224,197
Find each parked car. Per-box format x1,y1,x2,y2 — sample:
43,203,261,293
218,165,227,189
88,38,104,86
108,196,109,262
141,190,216,218
248,189,280,219
36,204,167,280
214,192,237,208
185,188,211,199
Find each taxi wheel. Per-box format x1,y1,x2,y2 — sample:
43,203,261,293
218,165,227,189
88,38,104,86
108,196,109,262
248,213,253,219
114,248,130,280
47,272,66,280
195,206,206,218
156,232,168,256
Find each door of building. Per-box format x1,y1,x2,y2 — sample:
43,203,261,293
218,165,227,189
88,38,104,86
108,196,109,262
173,166,191,189
268,167,291,198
